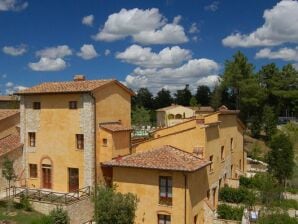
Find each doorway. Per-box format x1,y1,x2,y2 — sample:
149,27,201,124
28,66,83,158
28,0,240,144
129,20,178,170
68,168,79,192
42,164,52,189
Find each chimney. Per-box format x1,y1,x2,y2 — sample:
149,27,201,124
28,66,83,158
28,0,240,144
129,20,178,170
73,74,86,81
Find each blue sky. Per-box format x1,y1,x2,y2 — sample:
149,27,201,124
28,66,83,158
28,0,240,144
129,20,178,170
0,0,297,94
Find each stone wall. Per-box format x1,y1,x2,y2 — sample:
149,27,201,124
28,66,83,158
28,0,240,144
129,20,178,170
213,219,241,224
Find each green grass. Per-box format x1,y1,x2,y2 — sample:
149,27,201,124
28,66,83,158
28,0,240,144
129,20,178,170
0,200,43,224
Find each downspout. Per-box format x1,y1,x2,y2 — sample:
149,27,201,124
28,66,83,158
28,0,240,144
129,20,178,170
184,173,188,224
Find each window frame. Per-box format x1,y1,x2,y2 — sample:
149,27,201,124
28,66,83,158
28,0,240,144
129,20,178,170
69,101,78,109
29,164,38,178
158,214,171,224
102,138,108,146
221,146,225,161
159,176,173,206
33,102,41,110
76,134,84,150
28,132,36,147
209,155,214,172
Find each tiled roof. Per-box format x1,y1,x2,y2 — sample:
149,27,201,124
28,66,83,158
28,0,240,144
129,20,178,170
191,106,214,112
0,96,18,101
16,79,134,95
0,109,19,121
156,104,181,112
218,105,239,114
0,134,23,157
103,145,210,172
99,122,132,132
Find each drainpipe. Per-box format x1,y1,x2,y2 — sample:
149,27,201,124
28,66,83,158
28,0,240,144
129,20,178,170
184,173,188,224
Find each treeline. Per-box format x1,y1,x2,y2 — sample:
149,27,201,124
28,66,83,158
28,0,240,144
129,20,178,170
132,51,298,137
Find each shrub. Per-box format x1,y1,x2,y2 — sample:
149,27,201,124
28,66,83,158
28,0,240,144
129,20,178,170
217,204,244,221
219,186,255,204
48,207,69,224
20,193,32,211
239,176,253,188
257,212,298,224
272,199,298,210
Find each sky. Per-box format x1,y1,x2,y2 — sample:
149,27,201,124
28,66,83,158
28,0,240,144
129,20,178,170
0,0,298,95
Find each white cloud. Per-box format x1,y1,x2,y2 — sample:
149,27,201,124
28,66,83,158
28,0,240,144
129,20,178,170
293,63,298,70
189,23,199,34
82,14,94,26
204,1,219,12
5,82,27,95
0,0,28,11
2,44,27,56
173,15,182,24
77,44,98,60
36,45,72,59
104,49,111,56
255,47,298,61
28,57,67,71
116,44,191,68
196,75,220,87
223,0,298,48
124,58,220,93
93,8,188,45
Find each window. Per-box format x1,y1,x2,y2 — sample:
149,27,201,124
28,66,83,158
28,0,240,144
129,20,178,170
159,176,172,205
221,146,225,161
28,132,36,147
29,164,37,178
207,189,210,200
33,102,41,110
158,214,171,224
194,215,198,224
239,159,242,170
69,101,77,109
230,138,234,151
76,134,84,149
102,138,108,146
209,155,213,172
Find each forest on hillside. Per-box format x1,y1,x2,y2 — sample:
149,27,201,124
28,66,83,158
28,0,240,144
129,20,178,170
132,51,298,138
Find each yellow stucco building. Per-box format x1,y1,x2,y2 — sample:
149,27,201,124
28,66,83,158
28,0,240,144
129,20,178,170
16,76,134,192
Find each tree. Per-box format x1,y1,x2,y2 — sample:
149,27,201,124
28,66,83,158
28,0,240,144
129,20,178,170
131,106,151,127
195,85,211,106
2,157,16,213
154,88,173,109
94,185,138,224
132,88,153,109
268,132,294,186
262,105,277,140
174,84,192,106
189,96,198,107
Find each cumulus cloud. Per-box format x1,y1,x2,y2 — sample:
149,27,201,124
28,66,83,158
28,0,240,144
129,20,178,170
124,58,220,93
293,63,298,70
189,23,199,34
5,81,27,95
82,14,94,26
77,44,98,60
116,45,191,68
29,45,72,71
204,1,219,12
104,49,111,56
28,58,67,71
223,0,298,48
2,44,27,56
93,8,188,45
0,0,28,11
255,47,298,61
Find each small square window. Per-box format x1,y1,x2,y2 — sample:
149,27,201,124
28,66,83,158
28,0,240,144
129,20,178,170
33,102,41,110
69,101,77,109
230,138,234,151
158,214,171,224
209,155,214,172
102,138,108,146
76,134,84,149
29,164,37,178
28,132,36,147
221,146,225,160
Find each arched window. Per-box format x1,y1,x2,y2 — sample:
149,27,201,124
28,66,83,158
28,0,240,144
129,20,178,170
175,114,182,119
168,114,174,120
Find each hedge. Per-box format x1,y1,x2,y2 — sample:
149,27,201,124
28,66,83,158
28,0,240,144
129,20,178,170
217,204,244,221
219,186,256,204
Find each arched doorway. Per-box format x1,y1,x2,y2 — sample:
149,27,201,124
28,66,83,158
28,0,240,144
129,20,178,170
41,157,52,189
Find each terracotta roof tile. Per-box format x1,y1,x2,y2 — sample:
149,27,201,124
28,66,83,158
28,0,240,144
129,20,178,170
191,106,214,112
156,104,181,112
0,109,19,121
103,145,210,172
99,122,132,132
0,134,23,157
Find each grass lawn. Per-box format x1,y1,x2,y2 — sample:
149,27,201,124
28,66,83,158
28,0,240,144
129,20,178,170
0,201,43,224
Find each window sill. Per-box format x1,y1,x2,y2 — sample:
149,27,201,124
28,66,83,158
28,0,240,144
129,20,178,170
158,203,173,208
29,177,38,180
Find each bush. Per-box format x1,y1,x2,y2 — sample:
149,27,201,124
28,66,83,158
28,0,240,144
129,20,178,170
48,207,69,224
20,193,32,211
217,204,244,221
219,186,256,204
272,199,298,210
239,176,254,188
257,212,298,224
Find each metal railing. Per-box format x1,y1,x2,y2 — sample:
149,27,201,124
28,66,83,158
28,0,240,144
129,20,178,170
9,186,91,205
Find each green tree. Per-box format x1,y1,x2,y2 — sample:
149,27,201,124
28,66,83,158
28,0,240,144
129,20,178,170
2,157,16,213
94,185,138,224
189,96,198,107
48,207,70,224
174,84,192,106
132,106,151,127
195,85,211,106
154,88,173,109
132,88,153,109
262,105,277,140
210,84,222,110
268,132,294,186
